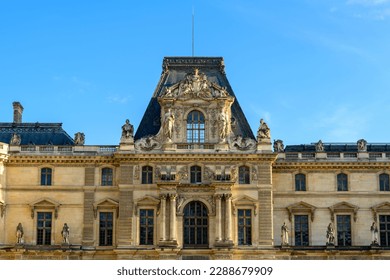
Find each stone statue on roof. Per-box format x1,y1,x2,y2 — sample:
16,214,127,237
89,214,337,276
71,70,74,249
10,133,21,145
273,139,284,152
121,119,134,139
74,132,85,145
257,119,271,141
316,140,324,152
357,139,367,152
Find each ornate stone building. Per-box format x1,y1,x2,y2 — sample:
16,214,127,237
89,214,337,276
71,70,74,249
0,57,389,259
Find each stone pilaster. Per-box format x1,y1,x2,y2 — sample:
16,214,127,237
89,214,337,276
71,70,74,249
215,194,222,242
224,194,232,242
82,190,95,248
169,194,177,241
117,190,133,247
159,194,167,242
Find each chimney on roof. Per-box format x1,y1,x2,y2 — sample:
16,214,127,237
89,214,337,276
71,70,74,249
12,102,24,123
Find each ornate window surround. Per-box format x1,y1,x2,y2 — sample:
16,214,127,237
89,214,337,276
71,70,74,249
93,198,119,247
134,196,160,246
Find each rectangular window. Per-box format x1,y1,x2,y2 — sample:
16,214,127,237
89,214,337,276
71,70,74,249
238,166,250,184
99,212,113,246
142,166,153,184
379,215,390,246
101,168,113,186
37,212,52,245
237,209,252,245
294,215,309,246
140,209,154,245
295,174,306,191
41,168,52,186
337,215,352,246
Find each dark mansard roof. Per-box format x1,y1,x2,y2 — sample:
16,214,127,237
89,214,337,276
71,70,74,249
0,122,74,146
134,57,255,141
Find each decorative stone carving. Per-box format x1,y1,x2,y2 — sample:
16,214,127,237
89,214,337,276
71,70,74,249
16,223,24,244
370,222,379,246
257,119,271,141
218,110,230,142
61,223,70,244
251,166,258,182
121,119,134,140
176,195,185,212
231,166,237,182
173,108,183,138
357,139,367,152
281,222,289,246
10,133,21,145
135,135,160,151
134,165,140,180
163,108,175,142
161,69,229,100
74,132,85,145
229,135,256,151
316,140,324,152
177,166,188,182
204,166,215,181
273,139,284,152
326,222,335,246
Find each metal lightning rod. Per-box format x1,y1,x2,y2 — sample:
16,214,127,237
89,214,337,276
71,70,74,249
192,7,195,57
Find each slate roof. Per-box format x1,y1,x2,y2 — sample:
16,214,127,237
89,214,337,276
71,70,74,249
134,57,255,141
0,122,74,145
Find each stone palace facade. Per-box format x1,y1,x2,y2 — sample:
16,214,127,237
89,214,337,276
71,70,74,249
1,57,389,259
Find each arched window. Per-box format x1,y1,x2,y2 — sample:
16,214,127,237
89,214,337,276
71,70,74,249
379,173,390,191
190,165,202,184
142,166,153,184
101,167,113,186
239,166,250,184
295,173,306,191
41,168,52,186
183,201,208,248
187,110,205,143
337,173,348,191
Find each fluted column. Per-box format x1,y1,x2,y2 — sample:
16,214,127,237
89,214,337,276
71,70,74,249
169,194,177,241
215,194,223,241
224,193,232,241
159,194,167,241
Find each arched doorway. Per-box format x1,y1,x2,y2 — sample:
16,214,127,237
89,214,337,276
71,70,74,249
183,201,208,248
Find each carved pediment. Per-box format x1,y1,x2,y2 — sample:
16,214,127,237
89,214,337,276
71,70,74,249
161,69,231,100
232,195,258,216
29,198,61,219
287,201,317,222
93,198,119,218
371,202,390,221
329,201,359,222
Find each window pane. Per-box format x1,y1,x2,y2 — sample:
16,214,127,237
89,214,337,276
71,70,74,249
294,215,309,246
337,173,348,191
295,174,306,191
139,209,154,245
337,215,351,246
379,215,390,246
238,209,252,245
187,111,205,143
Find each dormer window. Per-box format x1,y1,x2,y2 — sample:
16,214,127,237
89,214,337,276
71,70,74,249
187,110,205,143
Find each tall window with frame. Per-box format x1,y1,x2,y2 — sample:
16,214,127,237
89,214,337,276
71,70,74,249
37,212,52,245
141,166,153,184
379,215,390,247
99,212,113,246
190,165,202,184
41,167,52,186
379,173,390,191
238,166,250,184
337,215,352,246
139,209,154,245
295,173,306,191
237,209,252,245
186,110,205,144
101,167,113,186
294,215,309,246
337,173,348,191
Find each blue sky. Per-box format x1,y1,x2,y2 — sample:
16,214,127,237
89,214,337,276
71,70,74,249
1,0,390,145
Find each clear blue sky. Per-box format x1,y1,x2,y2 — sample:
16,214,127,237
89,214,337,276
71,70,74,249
1,0,390,145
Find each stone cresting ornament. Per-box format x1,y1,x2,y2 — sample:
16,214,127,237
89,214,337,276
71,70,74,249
74,132,85,145
229,135,256,151
273,139,284,152
257,119,271,142
135,135,160,151
162,69,229,100
357,139,367,152
10,133,21,145
316,140,324,152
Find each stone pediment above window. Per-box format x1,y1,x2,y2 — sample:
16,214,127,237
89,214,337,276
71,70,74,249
93,198,119,219
232,195,258,216
135,196,160,215
160,69,234,101
329,201,359,222
371,202,390,221
286,201,317,222
29,198,61,219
